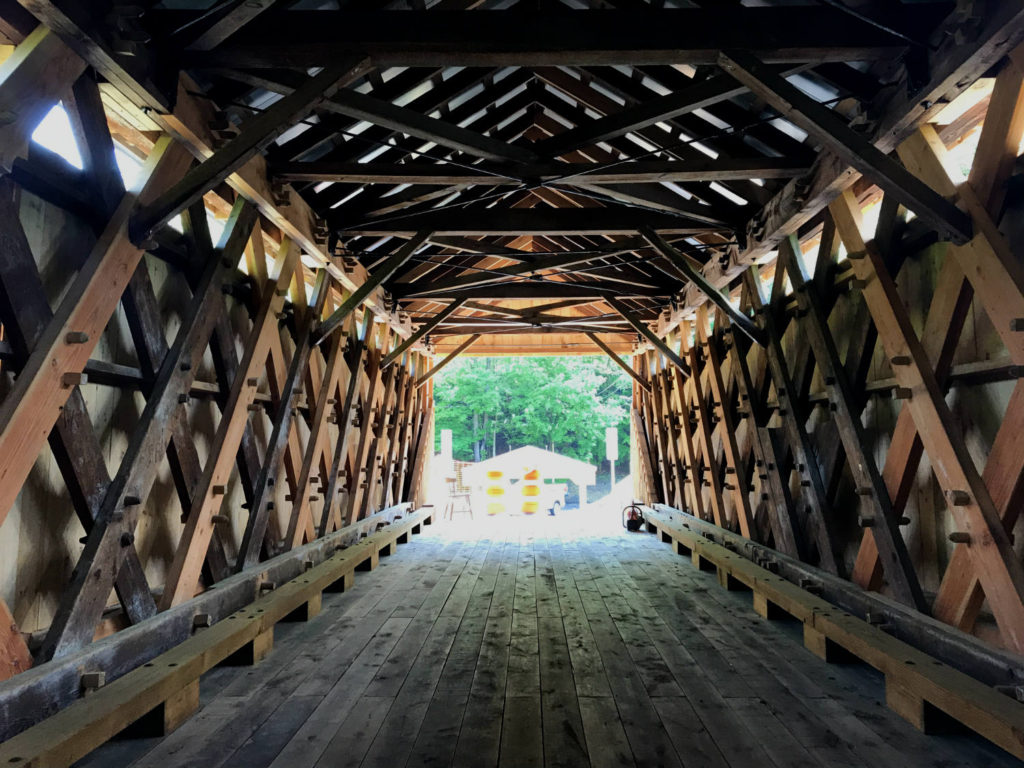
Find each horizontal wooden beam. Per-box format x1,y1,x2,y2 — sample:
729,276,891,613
431,323,627,336
643,506,1024,760
394,248,644,297
415,282,670,300
337,208,721,237
0,509,429,761
271,157,809,186
173,6,942,68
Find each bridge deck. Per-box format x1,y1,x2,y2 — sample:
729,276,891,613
79,512,1016,768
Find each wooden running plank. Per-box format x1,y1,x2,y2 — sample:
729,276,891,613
644,507,1024,759
0,509,431,768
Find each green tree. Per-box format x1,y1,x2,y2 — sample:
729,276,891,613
433,355,631,470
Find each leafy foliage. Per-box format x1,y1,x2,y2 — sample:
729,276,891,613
433,355,631,468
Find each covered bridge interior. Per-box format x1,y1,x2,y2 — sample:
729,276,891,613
2,0,1024,765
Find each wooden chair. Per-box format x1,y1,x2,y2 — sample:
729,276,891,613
444,476,473,520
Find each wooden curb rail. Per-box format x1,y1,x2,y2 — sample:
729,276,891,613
0,507,432,768
642,506,1024,760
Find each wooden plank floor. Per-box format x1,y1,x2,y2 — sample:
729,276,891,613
78,509,1021,767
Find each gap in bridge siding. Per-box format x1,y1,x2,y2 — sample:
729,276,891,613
77,506,1016,768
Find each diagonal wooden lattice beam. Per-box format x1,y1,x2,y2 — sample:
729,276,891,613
694,306,757,540
780,236,925,611
160,237,301,609
851,91,1024,632
237,269,331,569
344,326,394,524
415,333,481,388
383,300,465,370
0,137,192,534
607,297,690,377
718,50,972,246
320,335,368,535
719,304,803,558
40,199,258,661
641,228,764,346
830,189,1024,653
744,267,843,575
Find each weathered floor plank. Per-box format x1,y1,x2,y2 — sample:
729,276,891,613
78,513,1020,768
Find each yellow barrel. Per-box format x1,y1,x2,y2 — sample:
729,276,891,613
521,468,541,514
485,470,506,515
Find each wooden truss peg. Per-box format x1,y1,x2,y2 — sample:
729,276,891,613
64,332,89,344
123,496,141,506
946,490,971,506
61,372,87,388
949,532,972,544
80,671,105,692
890,355,912,366
211,515,229,525
892,387,913,400
192,613,212,629
858,516,876,528
247,403,262,412
212,485,226,496
247,377,259,386
1010,318,1024,332
177,394,189,404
